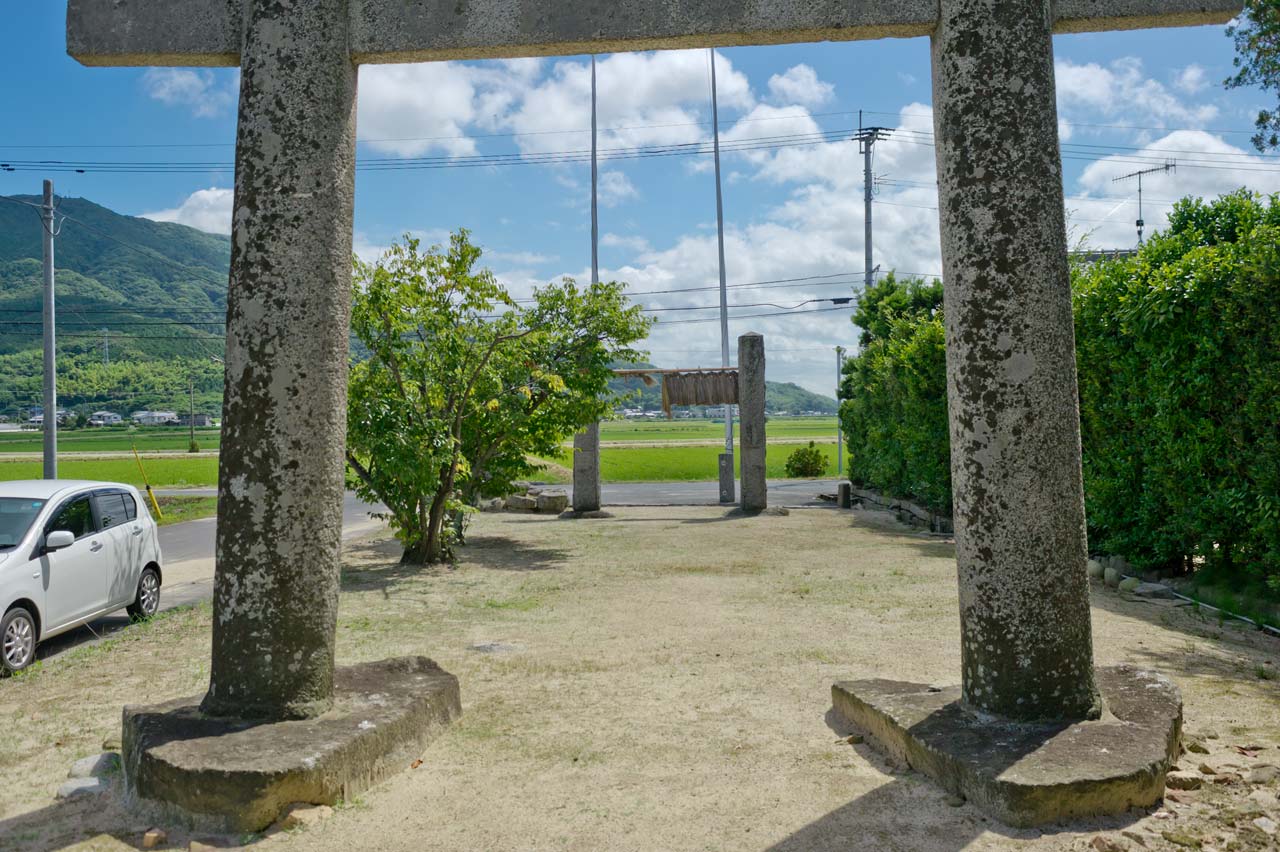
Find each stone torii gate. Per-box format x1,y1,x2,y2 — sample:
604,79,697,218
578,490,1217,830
575,332,768,513
68,0,1239,830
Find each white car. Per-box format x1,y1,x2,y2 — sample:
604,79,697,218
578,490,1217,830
0,480,163,674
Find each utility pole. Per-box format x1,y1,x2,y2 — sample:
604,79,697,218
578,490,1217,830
853,117,893,294
40,180,59,479
1112,161,1175,245
710,48,735,504
591,54,599,288
102,328,109,367
189,376,197,451
835,346,846,476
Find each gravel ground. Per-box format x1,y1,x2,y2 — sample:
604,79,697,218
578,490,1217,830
0,506,1277,852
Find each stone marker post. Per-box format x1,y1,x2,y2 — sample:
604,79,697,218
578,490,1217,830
931,0,1098,721
572,422,601,513
201,0,358,720
738,333,767,512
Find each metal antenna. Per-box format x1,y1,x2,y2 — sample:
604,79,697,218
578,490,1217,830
1112,161,1175,245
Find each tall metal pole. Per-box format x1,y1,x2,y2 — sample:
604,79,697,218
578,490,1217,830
835,346,845,475
863,136,874,294
710,48,735,503
41,180,58,479
591,55,599,287
189,377,197,450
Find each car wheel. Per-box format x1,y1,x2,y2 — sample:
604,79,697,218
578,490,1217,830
127,567,161,620
2,606,37,675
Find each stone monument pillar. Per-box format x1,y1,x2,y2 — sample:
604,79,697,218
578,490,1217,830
737,333,767,512
572,422,601,513
931,0,1098,722
201,0,357,720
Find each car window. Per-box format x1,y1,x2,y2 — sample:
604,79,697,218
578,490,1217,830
45,495,95,540
95,492,129,530
0,498,45,548
123,493,138,521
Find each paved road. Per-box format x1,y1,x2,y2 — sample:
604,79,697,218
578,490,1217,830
590,478,840,507
31,480,837,664
33,491,385,664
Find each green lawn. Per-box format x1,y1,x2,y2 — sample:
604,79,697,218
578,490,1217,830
598,416,837,443
0,456,219,488
584,442,839,482
0,427,221,454
152,495,218,526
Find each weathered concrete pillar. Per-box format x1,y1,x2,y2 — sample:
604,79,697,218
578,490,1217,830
201,0,357,720
737,333,767,512
932,0,1099,721
572,422,601,512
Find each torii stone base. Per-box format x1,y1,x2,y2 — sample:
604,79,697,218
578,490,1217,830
120,657,460,833
832,665,1182,827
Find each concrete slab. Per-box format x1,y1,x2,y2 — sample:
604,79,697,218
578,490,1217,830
122,657,460,833
831,664,1182,827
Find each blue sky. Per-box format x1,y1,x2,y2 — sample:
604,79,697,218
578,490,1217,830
3,4,1275,394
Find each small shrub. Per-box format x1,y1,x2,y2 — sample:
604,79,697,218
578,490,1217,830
188,439,201,454
785,441,829,478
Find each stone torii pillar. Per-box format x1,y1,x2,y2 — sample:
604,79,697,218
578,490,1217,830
571,423,601,513
737,333,767,512
68,0,1238,828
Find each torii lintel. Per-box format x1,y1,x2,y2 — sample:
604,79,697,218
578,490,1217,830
68,0,1239,68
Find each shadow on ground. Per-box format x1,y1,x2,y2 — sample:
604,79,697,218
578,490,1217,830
764,706,1149,852
340,535,573,592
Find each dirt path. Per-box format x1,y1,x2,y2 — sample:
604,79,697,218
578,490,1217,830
1,507,1277,851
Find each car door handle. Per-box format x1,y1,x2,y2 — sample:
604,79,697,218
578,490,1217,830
89,541,103,552
131,526,143,536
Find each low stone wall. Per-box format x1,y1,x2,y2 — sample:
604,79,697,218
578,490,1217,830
479,483,569,515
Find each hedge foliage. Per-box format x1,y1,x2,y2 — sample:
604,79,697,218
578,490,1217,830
838,273,951,514
839,192,1280,594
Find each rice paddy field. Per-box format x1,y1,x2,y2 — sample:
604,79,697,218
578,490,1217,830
0,417,840,486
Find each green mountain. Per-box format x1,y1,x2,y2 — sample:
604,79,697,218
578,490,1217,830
607,364,837,415
0,195,837,420
0,195,230,417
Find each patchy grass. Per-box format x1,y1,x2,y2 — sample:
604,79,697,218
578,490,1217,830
151,495,217,526
2,509,1279,851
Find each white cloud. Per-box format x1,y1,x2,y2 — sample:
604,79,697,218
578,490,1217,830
1069,130,1280,248
1174,64,1209,95
599,170,638,207
142,69,236,118
1055,57,1219,129
142,187,234,234
601,233,652,253
767,65,834,108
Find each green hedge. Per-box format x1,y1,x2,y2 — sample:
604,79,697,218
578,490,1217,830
839,192,1280,595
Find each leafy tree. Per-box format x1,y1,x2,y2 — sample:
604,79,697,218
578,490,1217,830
345,231,651,565
1226,1,1280,151
851,272,944,348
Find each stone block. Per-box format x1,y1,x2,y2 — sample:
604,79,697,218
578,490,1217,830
1104,565,1122,588
1118,577,1141,593
535,490,569,514
57,777,109,800
69,752,121,779
1086,559,1105,580
122,657,460,833
505,494,537,512
837,481,853,509
831,665,1182,827
1131,582,1176,600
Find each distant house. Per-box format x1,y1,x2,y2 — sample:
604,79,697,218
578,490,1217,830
89,411,124,426
176,413,213,427
132,411,179,426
